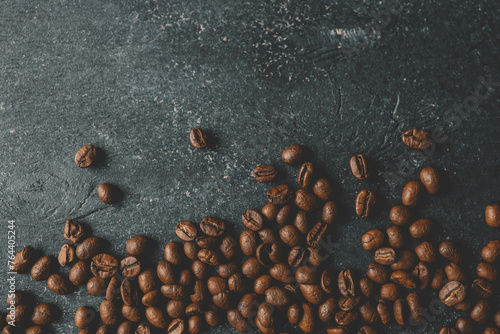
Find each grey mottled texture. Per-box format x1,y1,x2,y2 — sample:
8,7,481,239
0,0,499,333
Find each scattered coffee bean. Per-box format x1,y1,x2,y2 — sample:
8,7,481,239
377,299,391,325
338,270,356,297
362,229,385,251
391,270,417,289
87,276,109,297
380,283,400,301
406,293,422,322
220,236,238,260
164,242,184,265
439,327,459,334
359,301,379,324
261,203,278,222
242,209,264,231
431,268,446,290
445,262,465,282
485,203,500,228
402,129,432,150
76,237,102,260
126,235,149,256
47,273,72,295
439,281,466,306
145,306,169,328
282,144,305,165
335,310,358,326
254,164,277,183
420,166,441,194
476,262,497,281
409,218,433,239
356,189,376,218
455,317,475,334
97,183,119,204
391,250,416,271
413,262,431,290
91,254,119,279
439,241,462,264
401,181,424,207
393,298,408,326
313,178,333,201
299,303,316,332
481,240,500,263
295,188,318,211
415,241,436,263
176,221,198,241
366,262,390,284
470,299,491,324
31,304,54,325
322,201,338,224
386,226,404,249
319,297,337,322
265,286,292,306
75,306,95,329
350,154,370,180
58,244,76,267
359,277,374,298
64,219,84,244
298,162,315,187
189,128,208,149
121,256,141,277
471,278,493,299
69,261,92,286
30,256,55,281
374,247,397,265
74,144,97,168
267,184,294,205
200,217,225,237
227,309,249,333
390,205,412,226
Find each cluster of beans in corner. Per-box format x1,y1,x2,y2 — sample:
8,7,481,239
3,127,500,334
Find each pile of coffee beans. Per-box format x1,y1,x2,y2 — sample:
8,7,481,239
4,133,499,334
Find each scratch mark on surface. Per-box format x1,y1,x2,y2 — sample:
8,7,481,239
392,93,400,118
337,89,343,120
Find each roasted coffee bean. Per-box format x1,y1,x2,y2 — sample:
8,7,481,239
362,230,385,251
393,298,408,326
11,245,34,274
409,218,433,239
335,310,358,326
287,303,302,325
296,266,319,284
136,323,152,334
406,293,422,322
485,203,500,228
219,235,238,260
299,303,316,333
402,129,432,150
391,250,416,271
189,128,208,149
258,229,277,244
313,178,333,201
97,183,119,204
481,240,500,263
254,164,277,183
402,181,424,207
218,262,238,279
261,205,279,226
58,244,76,267
359,301,379,324
253,275,272,295
69,261,92,286
484,328,500,334
47,273,72,295
280,225,301,247
75,144,97,168
290,211,308,234
188,315,203,334
265,286,292,306
300,284,324,304
380,283,400,301
242,209,264,231
413,262,431,290
355,190,376,218
439,328,459,334
391,271,417,289
445,262,465,281
275,205,294,226
390,205,412,226
26,326,47,334
200,217,225,237
439,281,466,306
227,309,249,333
195,236,219,249
126,235,148,256
288,246,309,268
267,184,294,205
470,299,490,324
320,268,336,294
161,284,187,300
327,327,349,334
318,297,337,322
415,241,436,263
175,221,197,241
205,305,220,327
295,189,318,212
282,144,305,165
338,270,356,297
64,219,84,244
420,166,441,194
350,154,370,180
166,300,186,318
91,254,118,279
297,162,315,187
242,257,261,279
100,300,120,325
374,247,397,265
321,201,338,225
146,307,169,329
157,260,175,284
359,277,374,298
117,321,135,334
455,317,475,334
377,299,391,325
208,277,228,295
358,326,377,334
238,293,258,318
270,263,293,283
307,222,328,248
257,302,274,328
190,260,207,281
96,325,113,334
164,242,183,265
183,241,199,260
142,290,161,307
168,318,185,334
121,256,141,277
476,262,497,281
339,296,360,311
87,276,108,296
366,262,390,284
386,226,404,249
30,256,55,281
494,310,500,327
431,268,446,290
178,269,193,286
198,249,220,266
76,237,102,260
439,241,462,264
121,278,140,306
6,304,30,325
31,304,53,325
455,296,474,312
472,278,493,299
75,306,95,329
213,290,234,310
190,280,208,303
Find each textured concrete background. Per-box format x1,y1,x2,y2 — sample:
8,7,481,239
0,0,499,333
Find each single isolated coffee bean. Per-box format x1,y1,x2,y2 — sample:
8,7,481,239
485,203,500,228
189,128,208,149
64,219,84,244
91,254,119,279
402,181,424,207
409,218,433,239
350,154,370,180
254,164,277,183
97,183,119,204
420,166,441,194
126,235,149,256
390,205,411,226
481,240,500,263
298,162,315,187
282,144,305,165
355,190,376,218
402,128,432,150
362,229,385,251
30,256,55,281
175,221,197,241
439,281,466,306
75,144,97,168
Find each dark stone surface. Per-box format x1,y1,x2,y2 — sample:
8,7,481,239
1,0,499,333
